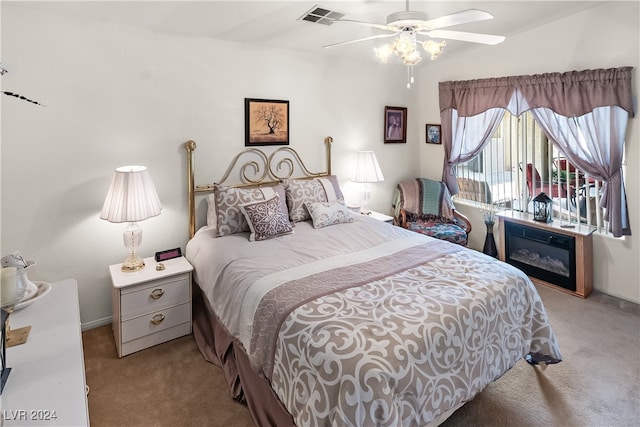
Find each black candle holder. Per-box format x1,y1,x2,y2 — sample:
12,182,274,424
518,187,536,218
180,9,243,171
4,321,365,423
1,308,10,394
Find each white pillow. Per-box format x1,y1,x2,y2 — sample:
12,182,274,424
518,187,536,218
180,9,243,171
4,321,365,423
305,199,353,229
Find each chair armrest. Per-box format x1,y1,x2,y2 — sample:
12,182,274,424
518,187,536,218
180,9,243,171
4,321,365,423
453,210,472,235
395,208,409,228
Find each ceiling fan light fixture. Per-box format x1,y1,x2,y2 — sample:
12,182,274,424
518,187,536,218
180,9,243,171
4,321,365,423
374,45,393,63
423,40,446,60
394,37,413,55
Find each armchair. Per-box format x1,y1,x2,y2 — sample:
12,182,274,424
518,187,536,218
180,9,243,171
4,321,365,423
392,178,472,246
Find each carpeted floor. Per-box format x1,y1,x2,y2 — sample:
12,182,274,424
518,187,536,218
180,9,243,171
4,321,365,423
83,284,640,427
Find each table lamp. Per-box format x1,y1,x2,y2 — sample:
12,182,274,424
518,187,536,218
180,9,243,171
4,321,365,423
101,165,162,272
353,151,384,215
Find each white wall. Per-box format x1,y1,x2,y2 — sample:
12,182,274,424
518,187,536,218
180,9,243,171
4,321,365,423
1,4,421,328
416,1,640,304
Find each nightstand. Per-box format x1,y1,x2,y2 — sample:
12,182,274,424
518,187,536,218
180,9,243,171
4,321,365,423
367,211,394,223
110,256,193,358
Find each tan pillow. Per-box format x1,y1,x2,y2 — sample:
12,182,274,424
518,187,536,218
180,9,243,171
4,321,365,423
214,183,287,237
284,176,344,223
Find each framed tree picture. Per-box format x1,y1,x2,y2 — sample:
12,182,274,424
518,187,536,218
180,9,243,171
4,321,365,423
384,106,407,143
426,124,442,144
245,98,289,146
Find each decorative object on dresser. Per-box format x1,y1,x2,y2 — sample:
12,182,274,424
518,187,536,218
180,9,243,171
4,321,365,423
1,309,9,393
110,256,193,357
384,106,407,143
352,151,384,215
392,177,472,246
499,212,593,298
3,279,89,426
101,165,162,272
245,98,289,146
533,192,553,223
1,256,28,349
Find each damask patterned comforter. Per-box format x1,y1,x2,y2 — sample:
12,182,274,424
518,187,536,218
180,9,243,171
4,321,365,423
186,214,561,427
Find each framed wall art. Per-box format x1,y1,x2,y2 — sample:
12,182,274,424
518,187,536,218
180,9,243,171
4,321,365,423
384,106,407,143
426,124,442,144
245,98,289,146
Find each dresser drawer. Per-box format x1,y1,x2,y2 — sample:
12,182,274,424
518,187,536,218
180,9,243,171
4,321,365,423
120,273,190,320
121,302,191,343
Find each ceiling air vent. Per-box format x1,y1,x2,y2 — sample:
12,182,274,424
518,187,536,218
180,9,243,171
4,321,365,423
299,5,344,25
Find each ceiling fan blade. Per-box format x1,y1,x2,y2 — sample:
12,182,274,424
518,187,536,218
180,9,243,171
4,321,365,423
425,30,505,45
323,32,397,49
333,19,396,32
420,9,494,30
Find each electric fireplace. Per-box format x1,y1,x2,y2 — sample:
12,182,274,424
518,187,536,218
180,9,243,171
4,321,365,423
498,213,594,298
505,221,576,291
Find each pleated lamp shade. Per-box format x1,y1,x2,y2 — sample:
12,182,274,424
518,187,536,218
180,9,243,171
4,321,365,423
100,166,162,223
353,151,384,183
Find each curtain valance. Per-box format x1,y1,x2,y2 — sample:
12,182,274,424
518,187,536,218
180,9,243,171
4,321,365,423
439,67,635,118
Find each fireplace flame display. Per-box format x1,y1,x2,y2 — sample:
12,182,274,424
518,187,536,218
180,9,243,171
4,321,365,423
510,248,570,277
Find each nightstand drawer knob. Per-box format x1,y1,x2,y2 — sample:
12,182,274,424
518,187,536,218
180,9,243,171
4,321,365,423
150,288,165,299
150,313,165,325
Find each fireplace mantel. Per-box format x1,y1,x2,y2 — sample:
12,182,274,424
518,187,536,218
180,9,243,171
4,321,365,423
498,212,594,298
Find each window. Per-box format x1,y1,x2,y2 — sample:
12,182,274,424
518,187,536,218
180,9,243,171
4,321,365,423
454,111,606,231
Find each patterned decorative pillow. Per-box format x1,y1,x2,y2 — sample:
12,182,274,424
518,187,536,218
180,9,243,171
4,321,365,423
306,199,354,229
284,176,344,223
239,194,293,241
206,193,217,230
214,183,287,237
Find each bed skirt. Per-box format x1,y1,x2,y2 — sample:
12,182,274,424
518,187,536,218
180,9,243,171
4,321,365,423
192,282,295,427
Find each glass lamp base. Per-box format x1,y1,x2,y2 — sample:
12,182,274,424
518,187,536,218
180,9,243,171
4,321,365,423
121,223,145,272
121,254,145,272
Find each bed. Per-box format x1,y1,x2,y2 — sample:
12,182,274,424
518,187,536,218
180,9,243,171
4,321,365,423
183,138,561,427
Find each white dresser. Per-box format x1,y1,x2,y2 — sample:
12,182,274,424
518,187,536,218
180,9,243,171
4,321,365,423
2,279,90,426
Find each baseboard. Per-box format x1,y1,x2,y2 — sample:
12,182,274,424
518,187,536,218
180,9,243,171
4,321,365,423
82,316,111,332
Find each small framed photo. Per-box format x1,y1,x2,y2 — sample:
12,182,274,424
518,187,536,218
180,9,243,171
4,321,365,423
426,124,441,144
384,106,407,143
245,98,289,146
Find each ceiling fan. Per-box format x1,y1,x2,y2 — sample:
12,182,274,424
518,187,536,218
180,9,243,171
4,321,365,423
323,0,505,87
324,1,505,50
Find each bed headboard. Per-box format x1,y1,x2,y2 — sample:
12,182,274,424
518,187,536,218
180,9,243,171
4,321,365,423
184,137,334,238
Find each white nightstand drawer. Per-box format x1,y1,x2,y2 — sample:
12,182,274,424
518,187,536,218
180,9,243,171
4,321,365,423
120,273,190,320
121,322,192,357
121,302,191,343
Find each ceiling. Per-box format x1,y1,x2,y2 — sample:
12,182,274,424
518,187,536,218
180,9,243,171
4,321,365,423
11,1,607,66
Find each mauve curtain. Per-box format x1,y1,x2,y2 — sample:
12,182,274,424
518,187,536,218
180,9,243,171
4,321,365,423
439,67,634,237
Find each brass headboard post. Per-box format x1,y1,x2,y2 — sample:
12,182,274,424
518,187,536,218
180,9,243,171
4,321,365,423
325,136,333,176
185,136,334,240
185,140,197,239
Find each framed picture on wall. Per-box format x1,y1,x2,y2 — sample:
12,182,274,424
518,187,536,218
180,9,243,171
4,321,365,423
384,106,407,143
245,98,289,146
426,124,441,144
